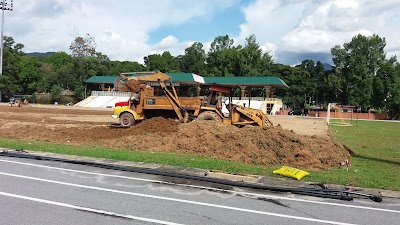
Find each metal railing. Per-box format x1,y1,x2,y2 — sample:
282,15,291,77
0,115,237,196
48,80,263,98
91,91,131,97
89,91,283,103
222,97,282,102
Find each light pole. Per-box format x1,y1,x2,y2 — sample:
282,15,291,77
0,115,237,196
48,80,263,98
0,0,13,101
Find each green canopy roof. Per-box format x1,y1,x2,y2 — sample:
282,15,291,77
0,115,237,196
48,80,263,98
85,74,288,88
85,73,204,84
166,73,204,84
204,76,289,88
85,76,117,84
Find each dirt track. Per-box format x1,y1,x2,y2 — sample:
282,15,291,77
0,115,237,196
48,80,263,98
0,104,349,170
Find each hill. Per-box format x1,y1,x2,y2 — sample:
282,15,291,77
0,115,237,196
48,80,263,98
323,63,333,70
26,52,56,58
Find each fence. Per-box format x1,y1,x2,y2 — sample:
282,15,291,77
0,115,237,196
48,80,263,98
91,91,131,97
221,97,281,102
90,91,283,101
309,110,388,120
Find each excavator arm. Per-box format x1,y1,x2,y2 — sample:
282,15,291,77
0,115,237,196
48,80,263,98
159,82,189,123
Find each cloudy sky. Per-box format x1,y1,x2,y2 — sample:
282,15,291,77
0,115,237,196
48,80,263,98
5,0,400,65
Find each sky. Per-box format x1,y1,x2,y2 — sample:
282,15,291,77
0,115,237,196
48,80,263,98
5,0,400,66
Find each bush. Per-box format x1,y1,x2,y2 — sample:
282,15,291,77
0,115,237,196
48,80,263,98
73,85,85,101
50,85,63,102
28,93,37,103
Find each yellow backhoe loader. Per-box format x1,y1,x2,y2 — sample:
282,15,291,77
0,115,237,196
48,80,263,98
112,71,272,128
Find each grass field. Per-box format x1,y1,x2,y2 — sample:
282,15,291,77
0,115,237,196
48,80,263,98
0,119,399,191
316,120,400,191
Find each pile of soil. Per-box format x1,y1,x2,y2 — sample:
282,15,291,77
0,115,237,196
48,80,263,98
106,118,349,170
0,105,350,170
132,117,179,135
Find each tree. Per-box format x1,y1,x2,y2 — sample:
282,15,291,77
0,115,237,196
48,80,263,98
50,85,63,102
37,63,55,93
387,62,400,119
324,71,343,104
294,60,329,105
45,52,73,69
238,34,262,76
206,35,240,76
42,52,74,90
144,51,178,72
69,34,112,98
73,84,85,101
0,36,26,98
69,34,97,57
374,57,400,119
331,34,386,110
272,64,309,108
17,56,42,94
107,61,144,75
260,52,273,75
179,42,206,74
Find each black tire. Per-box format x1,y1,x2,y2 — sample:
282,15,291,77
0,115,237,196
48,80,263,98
197,111,222,122
120,112,135,127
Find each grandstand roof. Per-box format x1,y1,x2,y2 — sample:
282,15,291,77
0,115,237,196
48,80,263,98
85,76,117,84
204,76,288,88
85,73,288,88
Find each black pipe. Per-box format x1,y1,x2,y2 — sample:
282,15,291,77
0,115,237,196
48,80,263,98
305,188,382,202
0,151,380,202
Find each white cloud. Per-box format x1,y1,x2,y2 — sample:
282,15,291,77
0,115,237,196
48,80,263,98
237,0,307,44
7,0,238,63
5,0,400,65
261,42,278,58
238,0,400,64
150,35,193,57
152,35,180,51
102,30,121,42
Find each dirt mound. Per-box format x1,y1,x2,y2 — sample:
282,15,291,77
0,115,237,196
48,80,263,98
175,121,349,170
0,105,349,171
107,118,349,170
133,117,179,135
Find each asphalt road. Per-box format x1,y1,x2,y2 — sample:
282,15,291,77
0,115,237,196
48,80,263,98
0,157,399,225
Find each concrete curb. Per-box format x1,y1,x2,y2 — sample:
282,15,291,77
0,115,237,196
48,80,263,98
1,148,399,199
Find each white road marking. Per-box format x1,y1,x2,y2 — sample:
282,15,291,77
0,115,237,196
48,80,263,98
1,158,398,214
0,171,355,225
0,191,184,225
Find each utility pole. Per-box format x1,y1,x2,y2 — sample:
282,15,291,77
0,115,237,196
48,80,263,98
0,0,13,101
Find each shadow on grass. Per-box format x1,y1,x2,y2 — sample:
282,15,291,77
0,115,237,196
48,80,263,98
344,145,400,166
352,154,400,166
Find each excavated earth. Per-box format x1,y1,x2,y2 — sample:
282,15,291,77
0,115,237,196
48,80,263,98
0,104,350,170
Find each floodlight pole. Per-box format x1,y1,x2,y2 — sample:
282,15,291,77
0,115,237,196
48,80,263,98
0,2,4,101
1,4,5,76
0,0,13,102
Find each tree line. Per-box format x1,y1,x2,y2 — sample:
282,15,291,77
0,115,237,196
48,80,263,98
0,33,399,119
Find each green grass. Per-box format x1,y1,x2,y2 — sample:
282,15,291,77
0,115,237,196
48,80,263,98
1,119,399,191
0,138,277,176
305,120,400,191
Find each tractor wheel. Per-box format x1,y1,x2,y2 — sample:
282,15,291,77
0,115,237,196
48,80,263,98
120,112,135,127
197,111,222,122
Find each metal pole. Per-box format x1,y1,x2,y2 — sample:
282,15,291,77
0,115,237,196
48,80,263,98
0,0,12,102
0,2,4,101
1,5,4,75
